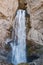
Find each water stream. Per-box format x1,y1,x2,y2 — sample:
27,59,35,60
11,10,27,65
5,9,39,65
5,9,27,65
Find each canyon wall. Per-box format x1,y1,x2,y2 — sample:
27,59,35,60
0,0,43,49
0,0,18,47
0,0,43,65
26,0,43,45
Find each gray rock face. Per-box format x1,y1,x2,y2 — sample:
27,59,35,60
0,0,43,65
0,0,18,47
27,28,43,45
26,0,43,45
26,0,43,65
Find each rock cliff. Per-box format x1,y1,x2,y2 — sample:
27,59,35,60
26,0,43,45
0,0,18,47
0,0,43,65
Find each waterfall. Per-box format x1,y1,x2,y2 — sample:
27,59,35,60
5,9,26,65
11,9,26,65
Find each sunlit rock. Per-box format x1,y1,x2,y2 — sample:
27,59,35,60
27,28,43,45
26,0,43,45
0,0,18,17
0,0,18,47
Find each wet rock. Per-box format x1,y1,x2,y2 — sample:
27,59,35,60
0,61,13,65
5,43,12,51
18,63,29,65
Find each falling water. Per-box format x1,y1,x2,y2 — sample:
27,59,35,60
11,9,26,65
5,9,26,65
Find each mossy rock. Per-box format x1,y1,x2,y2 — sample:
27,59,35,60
8,63,13,65
4,43,12,51
18,63,29,65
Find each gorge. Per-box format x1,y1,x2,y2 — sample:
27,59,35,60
0,0,43,65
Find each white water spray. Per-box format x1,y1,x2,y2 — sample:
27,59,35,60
11,10,26,65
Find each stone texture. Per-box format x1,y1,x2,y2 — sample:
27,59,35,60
0,0,18,47
0,62,13,65
0,0,43,47
0,0,43,65
26,1,43,64
27,28,43,45
18,0,27,9
0,0,18,17
26,0,43,45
